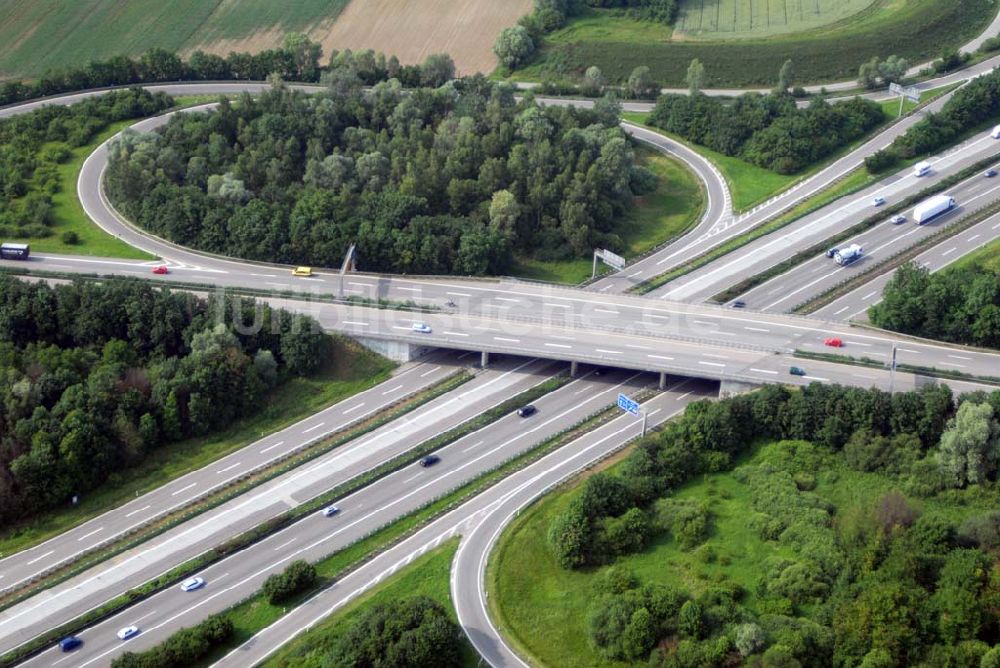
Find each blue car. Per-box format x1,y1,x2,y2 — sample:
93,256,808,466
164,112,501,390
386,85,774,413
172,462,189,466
59,636,83,652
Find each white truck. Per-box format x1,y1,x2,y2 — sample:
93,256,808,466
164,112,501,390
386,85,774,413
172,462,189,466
833,244,864,266
913,161,931,177
913,194,956,224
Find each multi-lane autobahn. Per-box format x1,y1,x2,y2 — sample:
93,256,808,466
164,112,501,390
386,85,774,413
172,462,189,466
2,63,1000,667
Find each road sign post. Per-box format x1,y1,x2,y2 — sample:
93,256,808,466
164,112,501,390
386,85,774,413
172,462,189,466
593,248,625,278
617,393,647,436
889,82,921,118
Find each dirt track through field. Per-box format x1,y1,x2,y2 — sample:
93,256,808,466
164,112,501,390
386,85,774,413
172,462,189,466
310,0,531,75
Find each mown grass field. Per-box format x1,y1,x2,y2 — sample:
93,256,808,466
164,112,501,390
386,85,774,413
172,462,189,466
0,0,347,78
6,121,155,259
488,440,995,667
261,539,478,667
675,0,874,39
0,337,393,558
517,0,997,87
510,147,704,283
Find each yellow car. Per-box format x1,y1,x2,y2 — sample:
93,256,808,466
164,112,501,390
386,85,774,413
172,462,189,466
292,266,313,277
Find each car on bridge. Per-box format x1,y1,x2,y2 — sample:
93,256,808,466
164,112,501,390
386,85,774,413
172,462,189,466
117,626,140,641
412,322,432,334
986,169,998,178
419,455,440,467
730,300,746,308
151,265,169,275
889,215,906,225
180,577,205,592
824,337,843,347
292,266,313,277
789,366,807,376
872,196,886,207
322,505,340,517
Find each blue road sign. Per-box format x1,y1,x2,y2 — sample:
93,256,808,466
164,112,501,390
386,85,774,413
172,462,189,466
617,393,640,416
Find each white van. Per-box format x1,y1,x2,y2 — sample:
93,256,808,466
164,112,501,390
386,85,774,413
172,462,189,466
914,161,931,177
992,124,1000,139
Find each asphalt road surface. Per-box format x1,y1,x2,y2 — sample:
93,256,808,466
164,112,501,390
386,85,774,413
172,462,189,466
0,356,555,654
658,128,1000,302
0,354,462,595
813,209,1000,321
20,367,659,667
738,159,1000,312
214,376,719,668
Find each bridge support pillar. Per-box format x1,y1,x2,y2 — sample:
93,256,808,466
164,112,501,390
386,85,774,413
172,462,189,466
719,379,760,399
481,351,490,368
659,372,667,390
570,361,579,377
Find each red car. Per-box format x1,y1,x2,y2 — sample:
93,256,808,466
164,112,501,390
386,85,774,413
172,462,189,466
824,337,843,348
151,265,169,275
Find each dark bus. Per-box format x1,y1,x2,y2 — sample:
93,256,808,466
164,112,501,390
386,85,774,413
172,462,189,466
0,243,29,260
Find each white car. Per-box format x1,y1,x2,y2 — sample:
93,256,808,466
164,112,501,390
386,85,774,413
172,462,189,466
873,196,886,207
180,577,205,592
411,322,432,334
890,215,906,225
116,626,139,640
322,505,340,517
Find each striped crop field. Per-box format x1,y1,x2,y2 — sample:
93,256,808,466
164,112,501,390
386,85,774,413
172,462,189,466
0,0,529,79
675,0,874,39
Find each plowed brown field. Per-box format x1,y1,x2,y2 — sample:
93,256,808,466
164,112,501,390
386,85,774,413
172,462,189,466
310,0,531,75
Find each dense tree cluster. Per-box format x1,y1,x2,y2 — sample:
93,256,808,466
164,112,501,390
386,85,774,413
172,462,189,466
550,382,1000,665
0,34,459,108
649,91,885,174
0,277,328,527
331,596,464,667
105,78,644,274
261,559,318,604
870,262,1000,347
867,68,1000,173
0,88,172,239
111,614,233,668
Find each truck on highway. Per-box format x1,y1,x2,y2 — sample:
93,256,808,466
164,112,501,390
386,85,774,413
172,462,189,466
913,194,956,224
833,244,864,266
913,161,931,177
0,243,29,260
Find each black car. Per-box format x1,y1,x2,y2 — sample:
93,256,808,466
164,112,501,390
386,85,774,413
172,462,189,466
517,405,537,418
419,455,440,467
730,300,746,308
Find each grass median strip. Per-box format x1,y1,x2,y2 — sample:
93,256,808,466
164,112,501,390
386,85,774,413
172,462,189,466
793,349,1000,386
0,371,579,667
793,199,1000,314
0,368,471,618
199,391,626,667
710,154,1000,305
630,166,873,295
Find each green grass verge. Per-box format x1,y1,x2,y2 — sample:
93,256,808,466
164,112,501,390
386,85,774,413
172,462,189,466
794,349,1000,386
508,146,704,284
487,437,997,667
5,121,154,260
624,112,795,212
513,0,997,88
793,199,1000,314
259,540,478,668
711,153,1000,305
0,337,392,559
178,390,624,667
631,165,873,295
